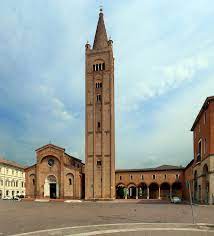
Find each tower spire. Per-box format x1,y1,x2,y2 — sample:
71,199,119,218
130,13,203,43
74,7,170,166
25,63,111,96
93,8,108,50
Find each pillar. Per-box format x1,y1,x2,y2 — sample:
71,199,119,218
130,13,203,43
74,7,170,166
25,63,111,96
136,187,138,199
125,188,127,199
158,186,161,200
147,186,149,199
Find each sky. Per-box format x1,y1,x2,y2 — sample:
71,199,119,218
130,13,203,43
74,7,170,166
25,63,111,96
0,0,213,168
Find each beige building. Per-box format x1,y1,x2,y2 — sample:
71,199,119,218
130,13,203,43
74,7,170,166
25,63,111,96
0,158,25,198
85,8,115,200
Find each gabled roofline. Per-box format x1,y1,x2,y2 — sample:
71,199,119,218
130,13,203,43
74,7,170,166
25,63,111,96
35,143,65,152
191,96,214,131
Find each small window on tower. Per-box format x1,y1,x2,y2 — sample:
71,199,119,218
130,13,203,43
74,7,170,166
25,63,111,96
100,82,102,88
97,122,101,128
93,65,96,71
97,160,102,166
102,63,105,70
96,94,101,102
69,178,72,185
96,64,99,71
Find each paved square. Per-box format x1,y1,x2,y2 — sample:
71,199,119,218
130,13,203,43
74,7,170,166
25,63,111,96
0,200,213,235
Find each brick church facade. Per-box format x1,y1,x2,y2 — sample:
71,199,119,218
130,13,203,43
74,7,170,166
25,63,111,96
25,10,214,204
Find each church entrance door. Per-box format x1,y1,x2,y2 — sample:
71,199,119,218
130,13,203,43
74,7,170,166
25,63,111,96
50,183,56,199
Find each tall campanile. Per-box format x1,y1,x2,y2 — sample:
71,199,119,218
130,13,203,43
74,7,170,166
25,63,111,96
85,9,115,200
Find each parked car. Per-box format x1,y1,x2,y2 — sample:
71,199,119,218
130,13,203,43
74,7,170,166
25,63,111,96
171,196,182,204
2,196,12,200
13,196,21,201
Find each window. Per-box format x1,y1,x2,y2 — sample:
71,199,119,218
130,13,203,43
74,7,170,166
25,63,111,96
141,175,144,180
197,140,202,162
119,176,122,180
176,174,179,180
97,122,101,129
164,174,167,179
97,160,102,166
6,169,8,174
93,63,105,72
32,179,35,185
96,94,101,102
96,82,102,88
16,180,18,187
69,178,72,185
152,175,156,180
6,190,9,196
130,175,133,180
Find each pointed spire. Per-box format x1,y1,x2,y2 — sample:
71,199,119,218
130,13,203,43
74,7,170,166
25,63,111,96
93,8,108,50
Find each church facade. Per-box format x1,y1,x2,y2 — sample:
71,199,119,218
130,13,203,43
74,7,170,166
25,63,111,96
25,144,84,199
24,10,214,204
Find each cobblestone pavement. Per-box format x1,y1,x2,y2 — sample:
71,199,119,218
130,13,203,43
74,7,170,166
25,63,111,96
0,200,213,235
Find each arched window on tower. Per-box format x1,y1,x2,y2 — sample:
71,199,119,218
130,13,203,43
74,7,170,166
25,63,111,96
96,94,101,102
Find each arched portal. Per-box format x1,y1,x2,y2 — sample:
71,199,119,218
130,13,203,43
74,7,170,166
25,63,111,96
172,182,182,198
202,164,209,204
44,175,59,199
116,184,126,199
160,182,170,200
128,184,136,199
149,183,159,199
138,183,147,199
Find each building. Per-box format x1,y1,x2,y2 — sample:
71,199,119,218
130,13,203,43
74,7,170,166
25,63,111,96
0,158,25,198
191,96,214,204
115,165,184,199
23,9,213,204
25,144,84,199
85,8,115,200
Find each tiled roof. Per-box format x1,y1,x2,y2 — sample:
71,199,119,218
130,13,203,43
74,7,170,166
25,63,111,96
0,157,26,169
116,164,184,173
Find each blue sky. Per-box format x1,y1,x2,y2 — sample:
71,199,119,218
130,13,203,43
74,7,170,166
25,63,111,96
0,0,213,168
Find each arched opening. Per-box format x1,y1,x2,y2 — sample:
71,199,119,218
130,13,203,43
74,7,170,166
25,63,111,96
44,175,58,199
138,183,147,199
116,184,126,199
149,183,159,199
128,184,136,199
160,182,170,200
172,182,182,198
202,164,209,204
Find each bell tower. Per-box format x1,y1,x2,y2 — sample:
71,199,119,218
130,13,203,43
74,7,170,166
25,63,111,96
85,9,115,200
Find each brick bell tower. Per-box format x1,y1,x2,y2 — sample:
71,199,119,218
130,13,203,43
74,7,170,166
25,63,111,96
85,8,115,200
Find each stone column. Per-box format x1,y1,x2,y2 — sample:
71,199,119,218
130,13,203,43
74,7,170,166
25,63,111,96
147,186,149,199
158,186,161,200
125,188,128,199
136,188,138,199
